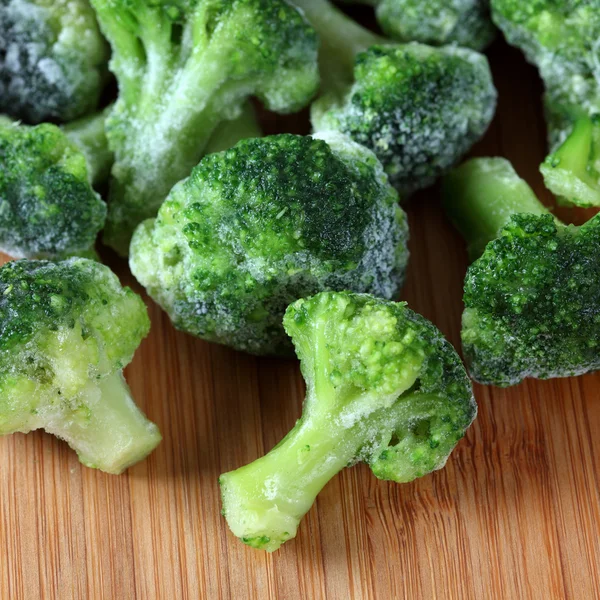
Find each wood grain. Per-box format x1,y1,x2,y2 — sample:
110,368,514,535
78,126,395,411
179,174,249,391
1,38,600,600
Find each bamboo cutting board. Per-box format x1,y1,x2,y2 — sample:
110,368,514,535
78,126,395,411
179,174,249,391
1,40,600,600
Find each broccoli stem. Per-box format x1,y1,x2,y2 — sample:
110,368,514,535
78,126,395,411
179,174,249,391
63,107,114,188
443,158,556,260
540,116,600,207
293,0,385,91
220,407,375,552
44,371,161,475
203,102,262,155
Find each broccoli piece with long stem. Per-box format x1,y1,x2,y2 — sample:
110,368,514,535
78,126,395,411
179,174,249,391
293,0,497,195
0,258,161,474
130,132,409,355
219,291,476,551
344,0,496,50
0,117,106,260
90,0,320,255
491,0,600,207
0,0,109,123
444,157,600,386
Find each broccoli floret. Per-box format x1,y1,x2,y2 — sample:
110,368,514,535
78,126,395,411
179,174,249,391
0,258,161,474
90,0,319,255
130,132,409,355
444,157,600,386
0,0,109,123
0,117,107,259
219,291,476,551
62,107,115,189
293,0,497,194
346,0,496,50
491,0,600,206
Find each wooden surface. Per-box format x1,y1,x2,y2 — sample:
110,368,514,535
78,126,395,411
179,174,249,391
2,38,600,600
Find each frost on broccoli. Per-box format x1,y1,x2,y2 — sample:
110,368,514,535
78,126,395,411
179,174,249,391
0,0,109,123
0,117,106,259
0,259,161,474
360,0,496,50
130,133,409,355
90,0,319,255
219,291,476,551
492,0,600,206
294,0,497,195
444,157,600,386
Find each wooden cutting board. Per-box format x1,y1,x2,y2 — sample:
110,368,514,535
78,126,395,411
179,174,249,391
1,40,599,600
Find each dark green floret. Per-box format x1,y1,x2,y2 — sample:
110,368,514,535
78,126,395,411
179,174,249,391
90,0,319,255
492,0,600,206
0,258,162,474
444,157,600,386
0,0,108,123
130,133,409,355
347,0,496,50
293,0,497,194
0,118,106,259
220,291,476,551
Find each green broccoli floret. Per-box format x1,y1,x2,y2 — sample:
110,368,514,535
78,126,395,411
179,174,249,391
219,291,476,551
62,107,115,189
90,0,319,255
129,132,409,355
293,0,497,195
0,258,161,474
0,117,107,259
0,0,109,123
444,157,600,386
491,0,600,206
345,0,496,50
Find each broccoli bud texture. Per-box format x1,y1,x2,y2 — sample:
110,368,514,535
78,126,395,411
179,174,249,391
220,291,476,551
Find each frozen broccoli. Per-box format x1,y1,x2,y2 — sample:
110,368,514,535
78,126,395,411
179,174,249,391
492,0,600,207
444,157,600,386
130,133,409,355
90,0,320,255
0,117,106,259
220,291,476,551
345,0,496,50
0,0,109,123
62,107,115,189
0,258,161,474
293,0,497,194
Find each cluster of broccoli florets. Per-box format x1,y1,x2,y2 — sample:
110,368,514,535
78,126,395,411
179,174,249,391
2,0,599,555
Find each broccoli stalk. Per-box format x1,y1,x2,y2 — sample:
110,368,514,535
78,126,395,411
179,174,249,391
0,258,161,474
443,157,554,260
62,107,115,189
90,0,319,255
293,0,497,194
341,0,496,50
203,102,262,155
443,157,600,387
220,291,476,551
540,115,600,208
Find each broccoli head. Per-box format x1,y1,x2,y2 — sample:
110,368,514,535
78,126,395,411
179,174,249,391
130,132,409,355
0,0,109,123
220,291,476,551
354,0,496,50
492,0,600,206
0,258,161,474
90,0,319,255
0,117,107,259
444,157,600,386
293,0,497,195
